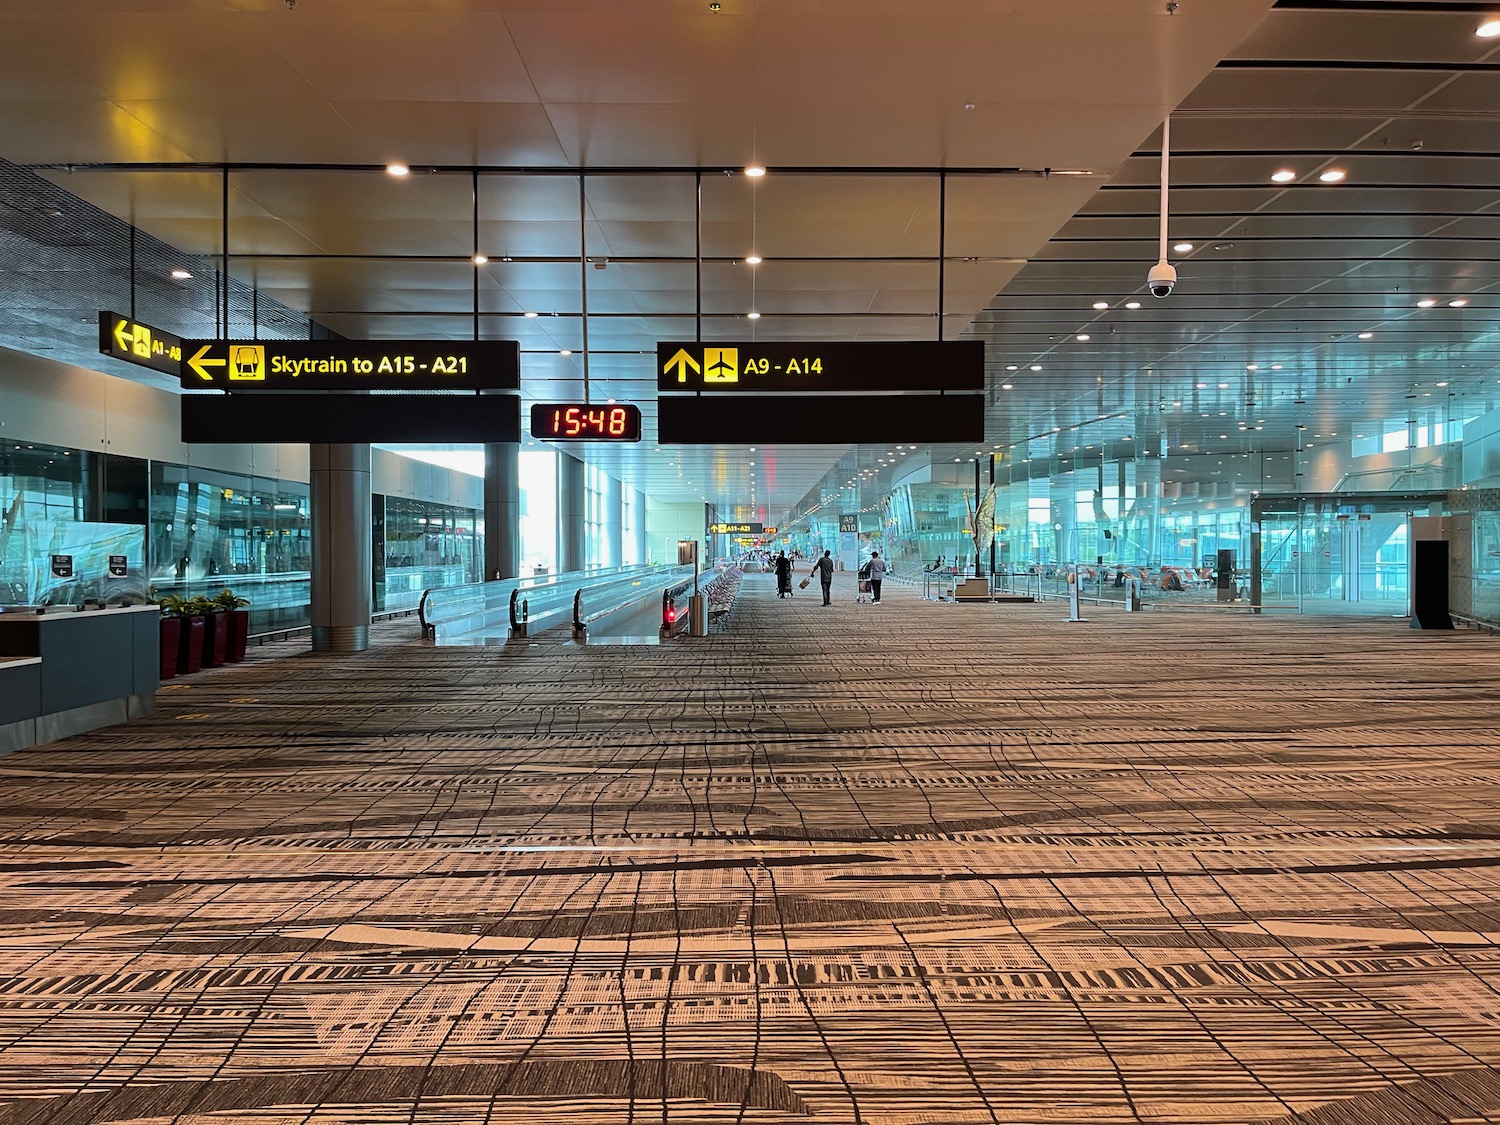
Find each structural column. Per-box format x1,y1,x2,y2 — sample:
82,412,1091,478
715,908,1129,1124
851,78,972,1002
483,441,520,580
310,442,371,653
559,453,585,573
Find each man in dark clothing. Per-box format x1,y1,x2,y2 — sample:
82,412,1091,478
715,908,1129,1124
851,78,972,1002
867,551,887,603
774,551,792,598
813,550,835,605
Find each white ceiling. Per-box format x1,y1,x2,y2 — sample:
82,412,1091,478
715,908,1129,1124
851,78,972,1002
0,0,1278,520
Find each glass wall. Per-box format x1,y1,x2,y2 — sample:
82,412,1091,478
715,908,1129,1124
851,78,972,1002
518,449,558,576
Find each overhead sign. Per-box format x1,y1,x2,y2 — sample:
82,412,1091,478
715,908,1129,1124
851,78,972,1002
710,523,763,535
99,311,184,376
181,393,520,444
659,394,984,445
178,340,520,391
839,514,858,533
530,403,642,442
658,340,983,393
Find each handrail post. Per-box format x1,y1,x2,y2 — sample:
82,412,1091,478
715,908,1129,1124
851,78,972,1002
572,589,585,635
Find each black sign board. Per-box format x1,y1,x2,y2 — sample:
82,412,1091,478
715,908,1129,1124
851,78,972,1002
659,393,984,445
839,514,858,534
50,554,74,579
108,555,129,578
710,523,763,535
530,403,642,442
100,311,185,376
179,340,521,391
658,340,983,393
181,393,521,444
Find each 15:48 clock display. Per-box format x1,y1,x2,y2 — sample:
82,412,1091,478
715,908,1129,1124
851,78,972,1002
530,402,642,442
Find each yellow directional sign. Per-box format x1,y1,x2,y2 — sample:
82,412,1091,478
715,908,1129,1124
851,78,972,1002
662,347,701,383
187,344,227,382
98,311,185,376
704,347,738,383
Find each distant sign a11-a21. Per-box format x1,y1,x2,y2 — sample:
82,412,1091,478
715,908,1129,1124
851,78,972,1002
178,340,520,391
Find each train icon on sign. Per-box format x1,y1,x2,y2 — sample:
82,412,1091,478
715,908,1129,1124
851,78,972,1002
230,345,265,380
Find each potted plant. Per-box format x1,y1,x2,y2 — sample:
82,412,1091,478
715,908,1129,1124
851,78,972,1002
190,595,228,669
155,593,184,680
214,588,251,662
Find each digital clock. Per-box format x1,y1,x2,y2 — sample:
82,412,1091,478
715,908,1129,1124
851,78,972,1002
530,402,642,442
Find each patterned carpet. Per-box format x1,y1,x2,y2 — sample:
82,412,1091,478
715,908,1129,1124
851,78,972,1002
5,573,1500,1123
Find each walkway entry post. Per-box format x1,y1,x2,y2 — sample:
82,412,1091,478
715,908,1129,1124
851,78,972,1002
1065,561,1087,623
310,442,372,652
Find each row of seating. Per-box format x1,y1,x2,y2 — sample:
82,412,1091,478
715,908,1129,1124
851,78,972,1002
705,567,744,629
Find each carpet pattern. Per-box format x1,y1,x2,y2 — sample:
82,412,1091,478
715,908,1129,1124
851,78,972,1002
4,574,1500,1123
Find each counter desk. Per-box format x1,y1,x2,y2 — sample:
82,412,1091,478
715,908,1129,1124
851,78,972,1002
0,603,159,752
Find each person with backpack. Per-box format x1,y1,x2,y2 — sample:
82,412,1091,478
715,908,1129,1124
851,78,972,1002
811,550,835,605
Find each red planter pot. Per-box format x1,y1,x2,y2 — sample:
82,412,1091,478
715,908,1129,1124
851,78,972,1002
201,611,229,668
158,617,180,680
177,615,205,674
225,609,250,663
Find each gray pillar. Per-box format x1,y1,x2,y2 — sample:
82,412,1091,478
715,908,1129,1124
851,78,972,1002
483,441,520,580
605,473,622,568
560,453,585,573
310,442,371,652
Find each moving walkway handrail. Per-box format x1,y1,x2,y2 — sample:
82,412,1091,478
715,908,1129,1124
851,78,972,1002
424,564,693,643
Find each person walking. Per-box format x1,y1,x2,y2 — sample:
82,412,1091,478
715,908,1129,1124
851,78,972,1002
774,551,792,598
867,550,887,603
812,549,835,606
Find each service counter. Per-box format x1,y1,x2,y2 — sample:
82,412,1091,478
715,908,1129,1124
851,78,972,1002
0,604,159,752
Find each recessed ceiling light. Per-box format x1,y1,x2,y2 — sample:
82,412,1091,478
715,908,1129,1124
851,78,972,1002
1030,365,1042,371
1417,298,1437,308
1195,382,1207,389
1270,363,1283,371
747,311,761,319
1173,242,1193,253
1125,301,1141,310
1218,382,1229,389
744,165,766,178
559,349,572,356
386,162,410,177
170,268,192,280
1092,301,1109,310
1246,364,1258,371
1437,381,1450,387
1001,383,1013,390
523,311,538,318
1006,365,1018,371
1318,169,1346,183
472,253,488,265
1478,18,1500,36
1358,331,1373,339
1270,169,1297,184
1076,334,1090,341
745,254,762,265
1449,298,1468,307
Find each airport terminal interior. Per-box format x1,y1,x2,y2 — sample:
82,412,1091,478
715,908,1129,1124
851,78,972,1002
4,0,1500,1121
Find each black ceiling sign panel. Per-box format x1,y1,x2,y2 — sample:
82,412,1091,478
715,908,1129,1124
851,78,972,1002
98,311,184,376
181,393,521,444
658,394,985,445
178,340,521,391
656,340,984,393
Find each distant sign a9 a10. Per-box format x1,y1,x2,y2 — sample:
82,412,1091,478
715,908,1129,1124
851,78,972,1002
530,403,642,442
179,339,520,391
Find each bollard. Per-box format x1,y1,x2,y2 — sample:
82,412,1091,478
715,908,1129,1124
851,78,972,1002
1124,577,1142,613
689,593,707,637
1064,571,1087,623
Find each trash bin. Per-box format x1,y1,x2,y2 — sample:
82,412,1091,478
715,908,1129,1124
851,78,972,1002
689,593,708,636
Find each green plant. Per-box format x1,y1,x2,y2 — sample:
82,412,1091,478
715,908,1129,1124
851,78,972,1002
156,594,188,618
185,595,217,616
213,588,250,610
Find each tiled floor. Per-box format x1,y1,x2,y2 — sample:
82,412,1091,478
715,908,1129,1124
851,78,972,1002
5,574,1500,1123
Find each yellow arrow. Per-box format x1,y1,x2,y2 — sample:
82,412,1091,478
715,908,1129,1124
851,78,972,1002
112,317,132,353
187,344,226,382
662,348,701,383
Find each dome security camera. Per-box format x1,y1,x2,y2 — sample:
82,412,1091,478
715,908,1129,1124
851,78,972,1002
1148,260,1176,298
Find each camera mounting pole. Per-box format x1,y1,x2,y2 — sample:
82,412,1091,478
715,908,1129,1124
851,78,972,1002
1158,114,1170,268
